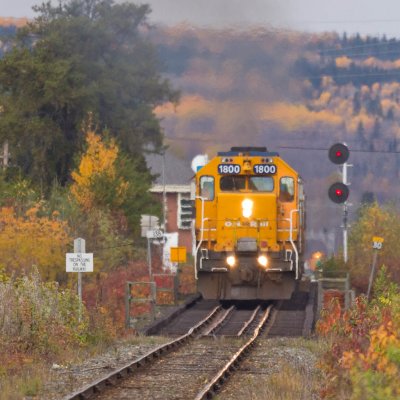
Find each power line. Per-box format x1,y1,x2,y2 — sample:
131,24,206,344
279,145,400,154
165,135,221,143
316,39,400,54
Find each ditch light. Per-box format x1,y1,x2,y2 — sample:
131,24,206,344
257,254,268,268
226,254,236,267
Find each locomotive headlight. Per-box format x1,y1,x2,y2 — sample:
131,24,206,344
241,199,253,218
226,255,236,268
257,254,268,268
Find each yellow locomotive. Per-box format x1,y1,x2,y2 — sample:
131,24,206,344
193,147,305,300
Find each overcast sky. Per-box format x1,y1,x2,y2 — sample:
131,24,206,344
3,0,400,38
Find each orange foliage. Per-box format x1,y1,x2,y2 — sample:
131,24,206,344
342,320,399,376
316,297,342,336
178,265,197,295
0,17,28,27
259,102,343,131
335,56,352,68
83,260,197,329
0,206,70,279
313,91,332,108
71,131,128,211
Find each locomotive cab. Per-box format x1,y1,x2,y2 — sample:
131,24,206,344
194,147,305,300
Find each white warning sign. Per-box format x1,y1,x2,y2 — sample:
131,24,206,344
66,253,94,272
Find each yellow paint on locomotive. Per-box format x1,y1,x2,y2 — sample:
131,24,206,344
193,147,305,300
194,152,303,256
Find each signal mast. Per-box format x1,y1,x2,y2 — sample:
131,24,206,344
328,143,351,263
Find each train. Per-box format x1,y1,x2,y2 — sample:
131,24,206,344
193,147,305,300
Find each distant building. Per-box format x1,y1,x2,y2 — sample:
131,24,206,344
145,151,194,267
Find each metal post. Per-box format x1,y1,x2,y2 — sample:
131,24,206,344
74,238,85,321
147,237,152,279
125,282,131,329
342,162,348,263
345,273,350,309
162,151,167,270
343,205,348,263
367,251,378,300
162,151,167,231
342,161,347,185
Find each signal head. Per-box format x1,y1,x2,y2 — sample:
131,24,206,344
329,143,349,164
328,182,349,204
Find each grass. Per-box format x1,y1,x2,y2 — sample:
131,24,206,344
0,334,172,399
217,337,326,400
247,364,322,400
0,365,45,400
251,344,323,399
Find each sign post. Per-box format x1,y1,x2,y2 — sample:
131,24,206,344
77,238,85,305
66,238,93,321
146,229,164,279
367,236,384,300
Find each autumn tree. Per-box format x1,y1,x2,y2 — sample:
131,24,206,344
0,206,71,280
0,0,178,189
348,202,400,290
71,129,159,236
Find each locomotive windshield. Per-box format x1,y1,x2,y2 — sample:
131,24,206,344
249,177,274,192
220,176,246,191
220,176,274,192
200,176,215,200
279,177,295,202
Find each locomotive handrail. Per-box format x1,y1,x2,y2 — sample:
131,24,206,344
194,195,209,279
289,209,299,279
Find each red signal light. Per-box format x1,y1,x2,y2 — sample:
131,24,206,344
329,143,349,164
329,182,349,204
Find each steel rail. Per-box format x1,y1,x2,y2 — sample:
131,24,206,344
202,305,235,336
194,304,273,400
64,305,221,400
236,305,261,336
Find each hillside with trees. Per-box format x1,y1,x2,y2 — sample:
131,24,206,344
146,27,400,247
0,2,177,190
2,15,400,245
2,4,400,252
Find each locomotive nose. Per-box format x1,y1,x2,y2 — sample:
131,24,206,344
239,266,254,282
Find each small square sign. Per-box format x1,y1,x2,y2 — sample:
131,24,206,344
170,247,187,263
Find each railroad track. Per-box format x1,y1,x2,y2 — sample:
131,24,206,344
65,286,316,399
64,303,273,400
